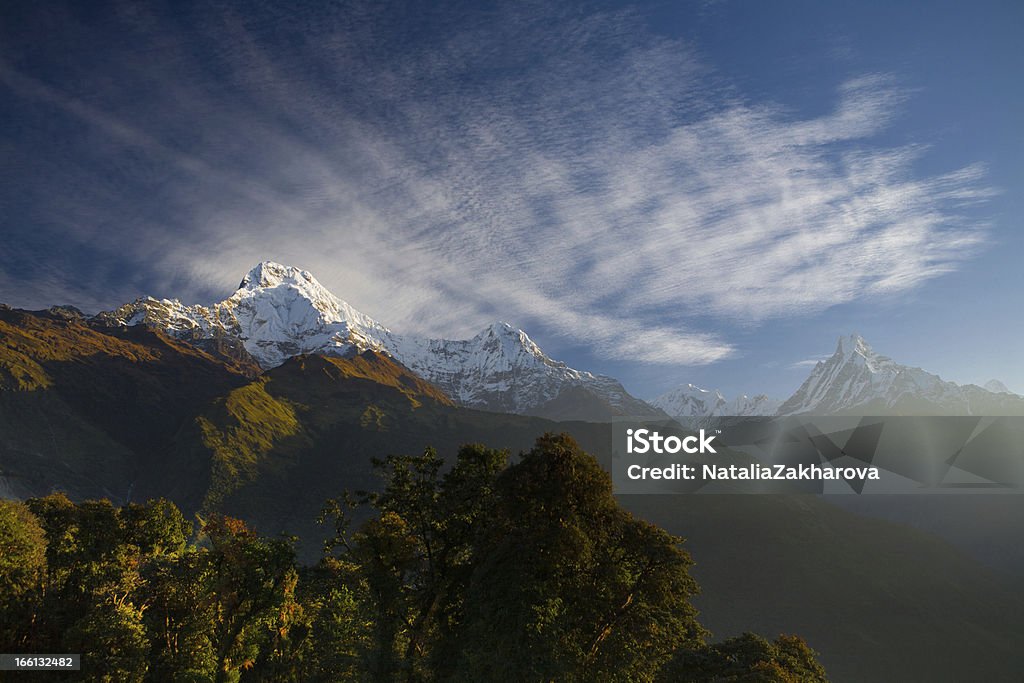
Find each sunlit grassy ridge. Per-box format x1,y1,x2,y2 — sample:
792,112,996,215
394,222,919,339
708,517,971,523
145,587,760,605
193,351,455,512
199,380,306,508
0,307,255,501
0,311,159,390
274,352,453,407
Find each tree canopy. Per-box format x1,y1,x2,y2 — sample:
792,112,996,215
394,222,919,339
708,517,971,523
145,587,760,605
0,434,828,682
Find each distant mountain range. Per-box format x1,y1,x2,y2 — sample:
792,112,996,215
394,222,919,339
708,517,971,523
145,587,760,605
655,334,1023,419
11,261,1022,421
96,262,657,421
650,384,782,420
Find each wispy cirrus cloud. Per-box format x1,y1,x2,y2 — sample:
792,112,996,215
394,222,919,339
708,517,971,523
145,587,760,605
0,1,994,365
790,356,830,370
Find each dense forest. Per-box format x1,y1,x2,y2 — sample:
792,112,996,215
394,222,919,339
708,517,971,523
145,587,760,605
0,434,827,682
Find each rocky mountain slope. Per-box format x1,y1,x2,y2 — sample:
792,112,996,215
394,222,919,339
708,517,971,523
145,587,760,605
98,262,657,419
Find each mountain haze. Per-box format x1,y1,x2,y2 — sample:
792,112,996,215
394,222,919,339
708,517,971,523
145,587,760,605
984,379,1012,394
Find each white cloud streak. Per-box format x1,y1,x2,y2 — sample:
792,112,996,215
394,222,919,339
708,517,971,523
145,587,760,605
790,356,830,370
0,2,994,365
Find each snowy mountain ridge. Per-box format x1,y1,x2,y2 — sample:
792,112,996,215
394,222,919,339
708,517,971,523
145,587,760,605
96,263,1020,418
776,334,1023,415
654,334,1021,418
650,383,782,419
98,261,654,416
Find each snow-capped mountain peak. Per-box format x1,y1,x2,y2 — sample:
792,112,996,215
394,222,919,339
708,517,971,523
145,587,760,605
239,261,311,289
834,333,892,373
654,334,1024,419
230,261,386,334
98,263,655,417
778,334,1024,415
469,322,553,367
836,332,870,357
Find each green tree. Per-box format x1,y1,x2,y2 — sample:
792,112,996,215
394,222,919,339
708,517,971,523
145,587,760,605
245,557,371,682
658,632,829,682
25,495,146,654
322,443,508,681
452,433,706,682
0,500,47,650
200,515,298,683
65,601,149,683
1,447,828,683
140,548,219,681
122,498,192,556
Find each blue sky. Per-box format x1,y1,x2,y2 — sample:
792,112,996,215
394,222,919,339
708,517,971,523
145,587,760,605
1,0,1021,401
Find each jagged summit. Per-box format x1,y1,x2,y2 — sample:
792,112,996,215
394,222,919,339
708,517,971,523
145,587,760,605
471,321,550,362
835,332,871,358
233,262,374,326
655,334,1024,419
238,261,306,289
778,334,1024,415
97,263,655,417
